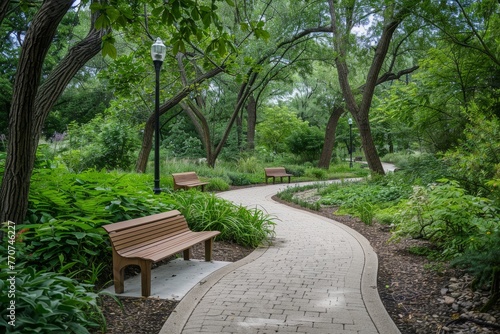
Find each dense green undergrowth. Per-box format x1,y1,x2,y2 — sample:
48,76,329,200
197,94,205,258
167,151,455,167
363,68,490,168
1,167,277,333
0,153,367,333
277,152,500,311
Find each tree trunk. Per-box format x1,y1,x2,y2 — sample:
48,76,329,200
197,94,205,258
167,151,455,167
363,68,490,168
246,95,256,150
181,101,214,166
0,0,74,227
327,0,407,176
318,106,344,169
0,0,10,26
357,116,384,173
0,2,108,227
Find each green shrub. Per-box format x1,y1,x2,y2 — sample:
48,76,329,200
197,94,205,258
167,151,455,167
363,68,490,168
61,109,140,172
391,180,499,258
226,172,253,186
354,201,374,225
396,153,450,186
206,177,230,191
284,165,305,177
444,114,500,198
237,156,261,173
451,220,500,311
0,263,104,333
305,167,327,180
17,220,110,284
286,126,324,162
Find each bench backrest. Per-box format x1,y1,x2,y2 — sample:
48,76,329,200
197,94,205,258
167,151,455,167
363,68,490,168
102,210,190,255
265,167,287,175
172,172,200,183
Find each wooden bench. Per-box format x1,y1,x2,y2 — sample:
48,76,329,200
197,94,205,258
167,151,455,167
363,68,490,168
264,167,293,184
102,210,220,297
172,172,209,191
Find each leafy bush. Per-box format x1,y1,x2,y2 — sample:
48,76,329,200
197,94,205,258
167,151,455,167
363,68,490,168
449,206,500,311
226,172,253,186
391,180,499,258
17,220,110,284
206,177,230,191
284,165,305,177
236,156,261,173
444,113,500,198
396,153,450,186
354,201,374,225
0,262,104,333
61,108,140,172
286,126,324,162
305,167,328,180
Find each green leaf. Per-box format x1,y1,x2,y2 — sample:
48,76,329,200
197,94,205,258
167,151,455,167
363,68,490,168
151,6,164,16
94,14,110,30
172,0,181,19
240,22,249,32
102,41,117,59
106,8,121,22
89,3,103,11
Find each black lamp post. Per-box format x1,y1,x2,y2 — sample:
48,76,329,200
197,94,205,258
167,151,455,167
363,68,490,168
151,38,166,194
348,117,353,168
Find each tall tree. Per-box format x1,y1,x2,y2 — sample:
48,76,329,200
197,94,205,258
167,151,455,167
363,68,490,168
0,0,107,227
326,0,415,174
0,0,234,229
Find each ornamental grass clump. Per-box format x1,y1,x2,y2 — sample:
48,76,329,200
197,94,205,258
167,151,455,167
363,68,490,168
172,190,276,247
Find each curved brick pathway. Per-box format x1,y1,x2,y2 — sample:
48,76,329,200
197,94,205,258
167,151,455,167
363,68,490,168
161,180,400,334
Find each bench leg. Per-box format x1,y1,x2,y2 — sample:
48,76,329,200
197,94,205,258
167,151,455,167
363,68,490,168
205,238,214,261
139,260,152,297
183,248,191,260
113,267,125,294
112,252,125,294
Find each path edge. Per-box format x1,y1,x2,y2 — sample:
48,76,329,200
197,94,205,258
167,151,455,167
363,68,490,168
158,246,268,334
331,219,402,334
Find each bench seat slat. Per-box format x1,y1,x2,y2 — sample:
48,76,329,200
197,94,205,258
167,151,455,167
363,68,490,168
116,228,202,255
121,231,220,262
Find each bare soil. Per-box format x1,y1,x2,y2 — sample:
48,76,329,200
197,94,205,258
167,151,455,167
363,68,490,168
94,195,500,334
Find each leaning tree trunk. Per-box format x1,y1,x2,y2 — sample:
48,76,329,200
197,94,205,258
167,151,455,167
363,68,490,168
357,116,385,174
318,106,344,169
0,2,108,228
0,0,74,227
246,95,257,150
0,0,10,26
327,0,408,176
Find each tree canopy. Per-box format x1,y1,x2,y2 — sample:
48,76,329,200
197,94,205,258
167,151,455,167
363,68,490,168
1,0,499,227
